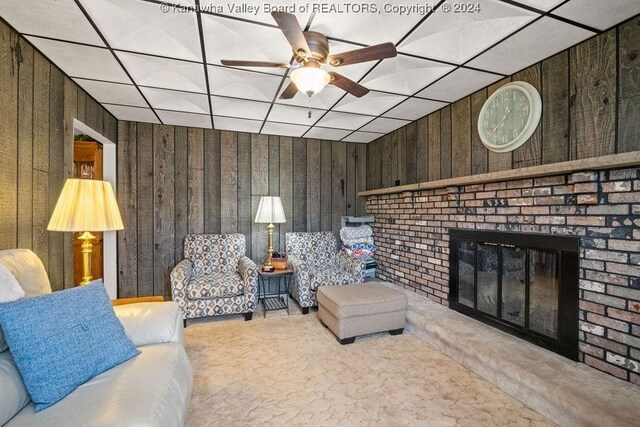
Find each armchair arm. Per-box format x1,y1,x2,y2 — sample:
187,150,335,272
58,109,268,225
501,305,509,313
114,301,184,346
170,259,192,318
238,256,258,311
336,252,366,281
288,256,314,308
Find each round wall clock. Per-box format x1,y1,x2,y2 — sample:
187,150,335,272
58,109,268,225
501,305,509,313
477,81,542,153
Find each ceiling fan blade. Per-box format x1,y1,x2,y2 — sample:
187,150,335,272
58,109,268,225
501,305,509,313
271,12,311,55
328,42,397,67
221,60,290,69
279,81,298,99
329,72,369,98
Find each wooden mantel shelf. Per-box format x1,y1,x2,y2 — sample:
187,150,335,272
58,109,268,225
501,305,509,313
358,151,640,197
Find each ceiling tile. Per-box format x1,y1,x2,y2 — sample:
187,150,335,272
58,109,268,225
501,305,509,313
553,0,640,31
399,0,538,64
361,55,455,95
262,122,308,137
466,17,595,75
80,0,202,61
384,97,448,120
304,127,352,141
103,104,160,123
26,37,131,83
334,92,407,116
267,104,324,126
310,5,423,45
416,68,502,102
208,66,282,102
202,14,293,75
210,97,270,121
116,51,207,93
200,1,310,25
157,110,211,128
343,131,383,143
276,82,345,109
360,117,410,133
315,112,374,130
510,0,565,11
214,116,263,133
1,0,105,46
73,79,147,107
141,87,210,113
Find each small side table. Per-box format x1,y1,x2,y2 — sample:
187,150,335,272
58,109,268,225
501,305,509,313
257,265,293,318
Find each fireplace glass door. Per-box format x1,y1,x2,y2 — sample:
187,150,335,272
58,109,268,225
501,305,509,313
449,230,578,360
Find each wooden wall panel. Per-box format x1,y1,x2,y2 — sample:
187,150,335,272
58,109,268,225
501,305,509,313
470,89,488,175
17,37,33,251
428,111,441,181
541,52,570,164
320,139,332,231
513,64,542,168
136,123,154,298
416,117,428,182
292,138,307,232
204,129,221,234
331,141,346,236
570,29,617,160
268,136,280,248
118,122,138,298
382,135,393,187
220,130,237,234
440,105,452,179
618,16,640,153
406,123,417,184
153,125,175,298
346,142,357,216
62,77,76,288
0,25,18,250
48,67,65,291
174,127,188,259
355,143,367,215
306,139,321,231
236,132,252,253
451,98,471,178
397,127,407,185
76,88,87,123
279,137,293,250
390,133,398,185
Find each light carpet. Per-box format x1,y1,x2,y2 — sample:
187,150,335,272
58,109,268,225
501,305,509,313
184,312,552,426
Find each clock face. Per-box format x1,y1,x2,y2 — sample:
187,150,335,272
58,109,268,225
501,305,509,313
478,82,542,153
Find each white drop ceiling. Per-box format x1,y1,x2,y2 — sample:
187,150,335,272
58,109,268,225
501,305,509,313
1,0,639,143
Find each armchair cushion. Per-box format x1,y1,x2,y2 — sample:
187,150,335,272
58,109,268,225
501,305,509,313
187,273,245,299
309,268,361,291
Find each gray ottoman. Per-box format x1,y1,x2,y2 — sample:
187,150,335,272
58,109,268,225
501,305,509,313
317,282,408,345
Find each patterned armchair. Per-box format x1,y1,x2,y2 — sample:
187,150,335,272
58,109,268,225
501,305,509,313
170,234,258,323
286,232,365,314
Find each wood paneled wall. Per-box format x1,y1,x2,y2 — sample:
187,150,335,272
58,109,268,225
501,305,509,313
367,17,640,190
0,20,117,290
116,123,368,298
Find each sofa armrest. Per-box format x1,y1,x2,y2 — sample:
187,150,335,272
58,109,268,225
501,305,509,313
238,256,258,311
170,259,193,319
336,252,365,279
114,301,184,347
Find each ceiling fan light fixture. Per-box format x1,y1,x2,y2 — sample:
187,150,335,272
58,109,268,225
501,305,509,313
290,67,330,97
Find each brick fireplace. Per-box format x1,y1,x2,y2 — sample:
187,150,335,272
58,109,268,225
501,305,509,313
366,166,640,383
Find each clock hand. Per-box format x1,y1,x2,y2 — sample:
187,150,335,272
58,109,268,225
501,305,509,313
489,107,511,137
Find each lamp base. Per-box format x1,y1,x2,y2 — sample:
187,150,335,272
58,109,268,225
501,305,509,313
78,231,96,286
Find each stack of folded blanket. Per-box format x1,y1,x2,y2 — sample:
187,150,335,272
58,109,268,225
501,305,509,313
340,225,376,257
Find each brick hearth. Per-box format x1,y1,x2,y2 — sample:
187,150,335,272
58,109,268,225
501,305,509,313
367,167,640,382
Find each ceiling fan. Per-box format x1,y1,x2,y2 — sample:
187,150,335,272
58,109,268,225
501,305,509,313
221,12,398,99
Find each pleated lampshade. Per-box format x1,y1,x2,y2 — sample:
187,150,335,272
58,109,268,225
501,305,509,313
254,196,286,224
48,179,124,232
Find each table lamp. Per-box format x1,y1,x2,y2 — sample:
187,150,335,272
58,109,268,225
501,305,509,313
48,178,124,285
254,196,286,271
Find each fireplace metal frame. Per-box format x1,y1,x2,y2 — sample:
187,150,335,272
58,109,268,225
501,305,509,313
449,229,579,361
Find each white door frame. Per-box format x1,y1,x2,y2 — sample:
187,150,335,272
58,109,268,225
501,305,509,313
73,119,118,299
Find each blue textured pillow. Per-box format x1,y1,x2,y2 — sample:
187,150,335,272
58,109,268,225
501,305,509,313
0,280,139,411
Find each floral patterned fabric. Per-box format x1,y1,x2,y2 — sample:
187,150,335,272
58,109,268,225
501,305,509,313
286,232,365,309
170,234,258,320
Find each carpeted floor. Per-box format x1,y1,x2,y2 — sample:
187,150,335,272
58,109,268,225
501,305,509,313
184,310,552,426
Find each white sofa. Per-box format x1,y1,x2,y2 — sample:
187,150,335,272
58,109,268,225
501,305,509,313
0,249,193,426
